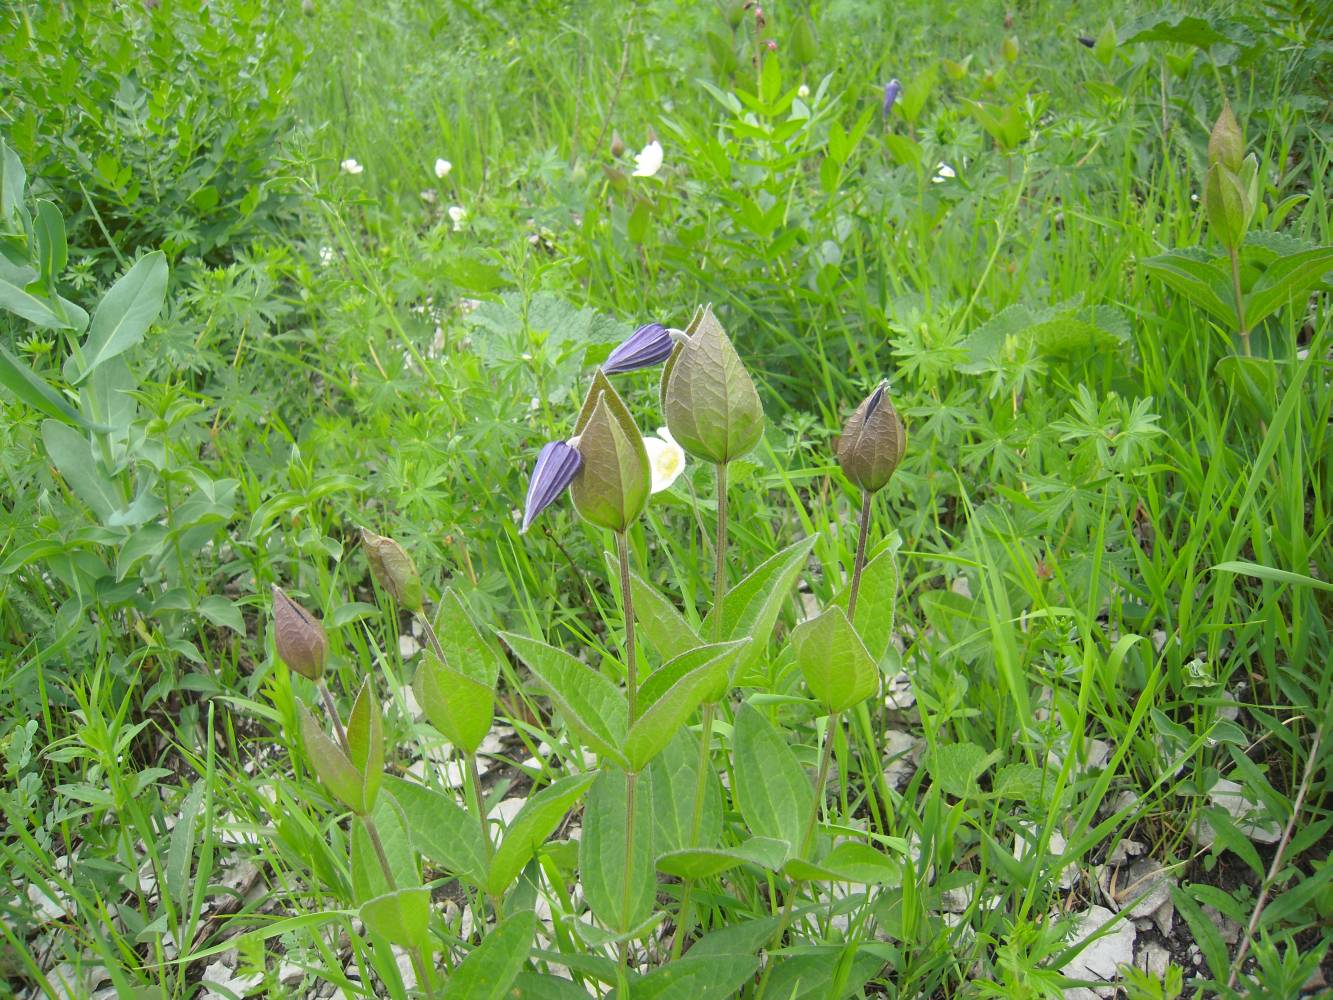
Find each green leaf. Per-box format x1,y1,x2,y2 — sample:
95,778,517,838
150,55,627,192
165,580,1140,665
702,536,817,683
0,275,80,329
732,703,813,859
626,641,747,770
385,776,488,887
1245,245,1333,329
414,651,495,753
992,762,1046,801
655,837,789,879
764,946,884,1000
346,679,383,812
41,419,119,520
34,200,67,291
1211,559,1332,593
165,782,206,909
1141,251,1235,324
299,703,364,813
579,768,655,933
930,742,998,800
197,595,245,635
68,251,168,384
784,841,902,884
1,139,25,220
351,794,417,902
488,772,596,897
441,910,537,1000
792,607,878,713
360,887,430,950
510,973,591,1000
831,543,899,663
607,953,760,1000
0,346,91,428
638,640,746,712
646,729,721,853
500,632,629,765
434,588,503,685
606,551,701,663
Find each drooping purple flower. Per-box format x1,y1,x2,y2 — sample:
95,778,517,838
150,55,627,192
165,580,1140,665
1077,35,1096,48
603,322,673,375
882,79,902,118
521,440,582,533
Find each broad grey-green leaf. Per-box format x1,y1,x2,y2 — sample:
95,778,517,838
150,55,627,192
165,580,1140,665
346,678,383,812
360,886,430,949
830,541,899,663
385,776,488,887
784,841,902,883
606,550,701,662
579,768,655,933
69,251,168,384
646,729,722,853
733,703,813,859
34,200,67,288
0,346,90,428
197,595,245,635
656,837,789,879
500,632,628,765
0,276,77,329
1,139,25,219
351,793,417,902
627,641,747,770
414,652,494,753
606,952,760,1000
638,640,746,712
791,606,878,713
488,772,596,896
441,909,537,1000
41,419,119,521
702,535,817,682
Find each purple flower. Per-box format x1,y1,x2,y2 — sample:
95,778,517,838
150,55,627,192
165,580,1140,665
882,79,901,118
521,440,582,533
603,322,673,375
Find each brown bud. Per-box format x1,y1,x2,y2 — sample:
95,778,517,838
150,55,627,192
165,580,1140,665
1208,101,1243,173
360,528,424,612
610,131,626,158
271,585,328,680
836,381,906,494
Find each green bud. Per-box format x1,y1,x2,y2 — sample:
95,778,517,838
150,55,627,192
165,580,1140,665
1208,101,1243,173
272,585,328,681
569,370,651,532
1204,161,1249,251
661,304,766,465
360,528,424,613
836,381,906,494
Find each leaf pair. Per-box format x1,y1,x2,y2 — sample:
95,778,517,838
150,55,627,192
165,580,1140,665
298,679,382,815
413,589,501,753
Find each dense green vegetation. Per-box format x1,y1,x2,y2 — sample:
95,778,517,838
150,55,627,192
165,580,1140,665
1,1,1330,997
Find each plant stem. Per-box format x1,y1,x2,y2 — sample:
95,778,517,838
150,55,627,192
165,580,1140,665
617,768,640,982
466,751,500,915
616,530,638,721
317,681,350,755
417,612,446,663
848,490,873,620
365,814,438,999
673,463,731,958
1228,246,1251,356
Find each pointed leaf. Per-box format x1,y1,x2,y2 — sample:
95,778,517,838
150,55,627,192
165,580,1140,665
350,794,417,902
346,678,383,811
385,776,488,887
792,607,879,713
0,275,79,329
298,703,364,813
732,703,813,859
0,346,91,428
656,837,789,879
41,420,119,521
646,729,722,853
500,632,628,765
1245,245,1333,328
414,652,494,753
441,910,537,1000
579,768,655,933
784,841,902,883
1142,251,1235,324
434,587,503,685
69,251,168,383
626,642,746,770
488,772,596,896
606,550,702,662
606,953,760,1000
830,542,899,663
360,886,431,949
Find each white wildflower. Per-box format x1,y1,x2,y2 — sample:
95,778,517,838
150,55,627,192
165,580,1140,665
340,158,363,175
798,84,810,99
434,158,452,178
420,189,437,204
632,140,664,178
448,205,467,230
318,246,335,266
643,427,686,493
932,161,956,184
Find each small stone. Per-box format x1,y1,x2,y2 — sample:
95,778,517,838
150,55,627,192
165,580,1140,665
882,730,920,790
1138,940,1170,978
1151,898,1174,937
1201,904,1241,945
1062,905,1136,992
884,671,916,712
489,798,524,825
398,634,421,659
1205,779,1281,845
1110,858,1174,921
1105,838,1146,866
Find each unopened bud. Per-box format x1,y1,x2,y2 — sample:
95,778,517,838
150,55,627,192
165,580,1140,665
570,370,651,532
272,585,328,680
360,528,424,612
836,381,906,494
610,131,626,158
1208,101,1243,173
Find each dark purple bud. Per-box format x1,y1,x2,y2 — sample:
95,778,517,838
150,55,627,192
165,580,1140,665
521,440,582,533
882,79,902,118
1077,35,1096,48
603,322,674,375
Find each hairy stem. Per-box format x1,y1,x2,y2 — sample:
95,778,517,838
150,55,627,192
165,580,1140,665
365,814,438,999
1228,245,1251,357
712,462,728,643
466,751,500,916
848,490,873,621
616,530,638,721
317,681,350,755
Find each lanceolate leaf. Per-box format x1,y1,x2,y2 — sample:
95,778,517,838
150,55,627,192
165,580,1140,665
414,652,494,753
298,703,364,814
488,772,596,896
41,419,119,521
434,588,503,685
579,768,655,933
499,632,628,765
1141,251,1234,324
646,729,722,853
655,837,789,879
732,703,813,859
385,776,488,886
624,641,746,770
441,910,538,1000
606,953,761,1000
637,639,748,715
1,347,92,429
346,679,383,812
67,250,168,384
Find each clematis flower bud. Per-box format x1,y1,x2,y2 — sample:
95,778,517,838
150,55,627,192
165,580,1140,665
272,585,328,680
360,528,424,613
521,440,583,533
569,370,651,532
836,381,907,494
660,304,765,465
1208,101,1243,173
882,79,902,118
603,322,674,375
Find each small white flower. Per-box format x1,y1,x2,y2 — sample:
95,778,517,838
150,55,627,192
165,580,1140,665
420,189,437,204
340,158,363,175
932,161,956,184
643,427,686,493
798,84,810,99
434,158,452,179
448,205,467,230
632,140,664,178
318,245,335,266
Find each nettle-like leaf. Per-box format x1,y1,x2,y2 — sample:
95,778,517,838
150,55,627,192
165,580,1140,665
298,702,365,814
625,641,746,770
930,741,1000,800
732,703,814,860
605,953,761,1000
499,632,629,766
346,678,384,812
702,535,817,684
488,771,596,897
646,729,722,853
360,886,431,950
959,299,1130,372
385,776,488,887
441,909,538,1000
579,768,655,933
791,606,879,714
